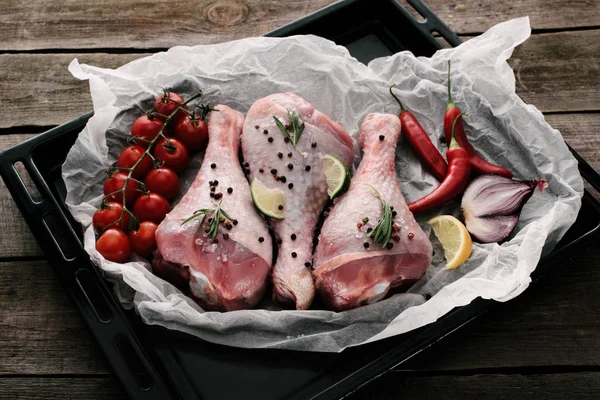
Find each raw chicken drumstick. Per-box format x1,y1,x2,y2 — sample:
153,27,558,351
313,113,432,311
153,105,272,311
241,93,355,310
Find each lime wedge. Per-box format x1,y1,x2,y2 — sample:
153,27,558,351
250,178,286,220
322,154,350,199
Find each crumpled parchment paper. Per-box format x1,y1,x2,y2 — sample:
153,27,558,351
63,17,583,352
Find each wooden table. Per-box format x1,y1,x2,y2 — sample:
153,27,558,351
1,1,599,399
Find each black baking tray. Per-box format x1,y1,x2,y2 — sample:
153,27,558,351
1,1,600,399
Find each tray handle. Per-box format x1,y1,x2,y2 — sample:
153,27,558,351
405,0,462,47
0,147,175,400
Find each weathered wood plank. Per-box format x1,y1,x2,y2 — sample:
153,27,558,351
0,261,110,374
0,133,43,258
0,30,598,129
0,53,147,129
1,243,598,375
546,113,600,174
0,377,125,400
1,0,598,51
350,372,600,400
0,0,337,51
419,0,600,34
509,31,600,113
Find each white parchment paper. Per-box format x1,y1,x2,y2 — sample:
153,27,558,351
63,18,582,352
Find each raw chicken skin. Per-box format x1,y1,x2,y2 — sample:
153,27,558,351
314,113,432,311
154,105,272,311
241,93,354,310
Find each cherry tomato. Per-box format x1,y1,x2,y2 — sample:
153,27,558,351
144,168,180,200
174,115,208,152
103,171,141,206
153,138,189,173
133,192,170,224
117,145,153,179
93,202,130,232
131,115,164,148
129,221,158,258
96,228,131,263
154,91,187,124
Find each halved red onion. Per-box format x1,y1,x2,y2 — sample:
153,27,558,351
461,175,548,243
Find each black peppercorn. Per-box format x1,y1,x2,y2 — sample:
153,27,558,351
284,137,290,143
259,168,264,173
270,168,277,175
287,152,293,158
210,163,216,169
255,125,259,129
304,262,312,268
291,252,297,258
233,219,238,225
225,223,233,230
311,142,317,148
223,233,229,240
367,227,373,233
288,183,294,189
214,192,223,200
291,234,296,240
305,165,311,171
258,237,264,243
287,163,293,170
213,180,219,185
227,187,233,194
278,152,283,158
386,242,394,249
278,205,284,210
392,210,397,217
263,129,269,134
379,135,385,141
268,137,273,143
280,176,287,183
363,242,370,248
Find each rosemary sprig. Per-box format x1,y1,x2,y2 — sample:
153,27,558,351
365,184,393,247
181,201,233,241
273,109,305,155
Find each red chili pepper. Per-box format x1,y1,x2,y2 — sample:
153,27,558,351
408,113,471,213
390,85,447,181
444,61,513,178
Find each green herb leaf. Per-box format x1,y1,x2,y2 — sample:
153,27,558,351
273,109,305,155
181,202,233,241
365,184,393,247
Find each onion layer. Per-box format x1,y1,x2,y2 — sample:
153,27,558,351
461,175,548,243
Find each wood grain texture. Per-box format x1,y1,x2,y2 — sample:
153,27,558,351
0,377,125,400
350,372,600,400
0,133,43,258
0,261,110,375
0,0,337,51
418,0,600,34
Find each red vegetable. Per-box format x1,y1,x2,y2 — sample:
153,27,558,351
103,171,142,206
174,114,209,152
444,61,513,178
408,113,471,213
117,145,153,179
131,114,165,148
129,221,158,258
154,90,188,125
153,138,189,173
144,167,180,200
96,228,131,263
133,192,171,224
93,202,130,232
390,85,447,181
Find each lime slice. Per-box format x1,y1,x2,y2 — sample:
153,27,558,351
251,177,286,220
427,215,472,270
322,154,350,199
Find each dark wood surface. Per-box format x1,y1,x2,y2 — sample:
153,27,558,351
0,0,599,399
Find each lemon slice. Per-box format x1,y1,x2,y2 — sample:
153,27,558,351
427,215,472,270
250,177,286,220
322,154,350,199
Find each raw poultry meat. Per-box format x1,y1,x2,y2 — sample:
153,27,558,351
153,105,272,311
314,113,432,311
241,93,355,310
